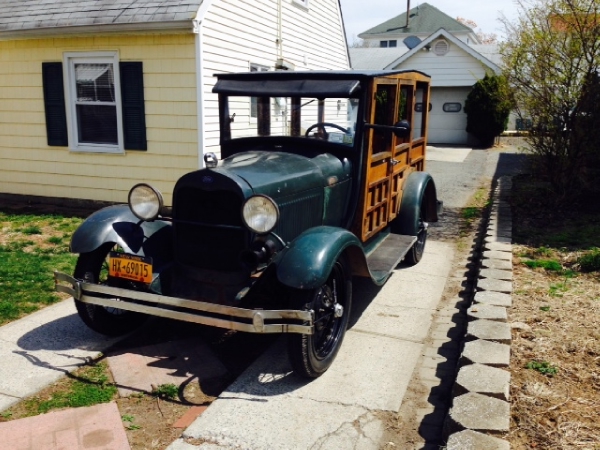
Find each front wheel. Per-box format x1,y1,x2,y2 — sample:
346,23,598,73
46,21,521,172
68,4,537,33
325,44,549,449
287,258,352,378
74,243,148,336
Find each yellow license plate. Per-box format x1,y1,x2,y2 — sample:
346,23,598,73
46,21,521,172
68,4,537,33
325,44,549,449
108,252,153,284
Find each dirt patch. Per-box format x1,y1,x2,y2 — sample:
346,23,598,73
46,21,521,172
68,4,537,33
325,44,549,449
507,176,600,449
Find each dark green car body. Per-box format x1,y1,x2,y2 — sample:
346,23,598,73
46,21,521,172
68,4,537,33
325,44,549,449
56,70,441,378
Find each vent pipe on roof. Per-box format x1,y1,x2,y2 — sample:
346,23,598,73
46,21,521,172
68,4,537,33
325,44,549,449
406,1,410,28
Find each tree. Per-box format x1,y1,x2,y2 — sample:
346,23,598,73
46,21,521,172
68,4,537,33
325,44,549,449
456,17,498,44
464,73,513,147
500,0,600,196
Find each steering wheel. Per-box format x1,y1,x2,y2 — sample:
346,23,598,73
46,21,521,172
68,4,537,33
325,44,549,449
305,122,348,139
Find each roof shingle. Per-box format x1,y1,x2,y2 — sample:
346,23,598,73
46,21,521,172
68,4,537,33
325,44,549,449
359,2,473,37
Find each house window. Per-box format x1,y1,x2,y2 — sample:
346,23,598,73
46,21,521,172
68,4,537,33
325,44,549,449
42,56,147,151
250,63,269,119
443,103,462,113
64,52,123,153
415,102,432,112
379,40,397,48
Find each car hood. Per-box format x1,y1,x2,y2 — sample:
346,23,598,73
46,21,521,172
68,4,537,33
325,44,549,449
214,150,351,198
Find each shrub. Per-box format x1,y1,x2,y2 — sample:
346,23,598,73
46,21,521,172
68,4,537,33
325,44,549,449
464,74,513,147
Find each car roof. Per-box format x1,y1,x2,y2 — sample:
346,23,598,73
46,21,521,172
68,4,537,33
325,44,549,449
213,70,430,97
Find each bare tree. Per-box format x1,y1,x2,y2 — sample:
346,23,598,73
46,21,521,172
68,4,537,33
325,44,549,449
501,0,600,196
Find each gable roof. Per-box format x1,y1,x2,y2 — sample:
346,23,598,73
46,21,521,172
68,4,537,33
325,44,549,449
384,28,500,73
349,47,409,70
0,0,205,37
358,2,473,38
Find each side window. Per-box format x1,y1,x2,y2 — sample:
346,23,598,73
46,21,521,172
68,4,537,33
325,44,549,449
42,54,146,152
443,102,462,113
250,63,269,120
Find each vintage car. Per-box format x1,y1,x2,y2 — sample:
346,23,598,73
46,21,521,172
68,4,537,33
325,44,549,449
55,70,441,378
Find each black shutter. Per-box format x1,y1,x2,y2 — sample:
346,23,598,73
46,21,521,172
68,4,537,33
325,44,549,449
42,62,68,147
120,62,147,151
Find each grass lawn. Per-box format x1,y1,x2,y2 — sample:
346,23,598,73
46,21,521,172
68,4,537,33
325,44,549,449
0,211,82,325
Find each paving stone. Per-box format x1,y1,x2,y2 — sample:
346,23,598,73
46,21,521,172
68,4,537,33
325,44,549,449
446,392,510,433
446,429,510,450
466,320,511,344
483,241,512,253
461,340,510,367
479,268,512,281
484,235,512,245
477,278,512,293
481,258,512,271
482,250,512,262
466,304,507,322
454,364,510,400
486,229,512,239
473,291,512,307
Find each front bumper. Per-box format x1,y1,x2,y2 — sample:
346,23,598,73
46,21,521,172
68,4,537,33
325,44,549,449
54,272,313,335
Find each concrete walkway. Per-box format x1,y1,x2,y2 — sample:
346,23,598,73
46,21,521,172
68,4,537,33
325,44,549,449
168,240,454,450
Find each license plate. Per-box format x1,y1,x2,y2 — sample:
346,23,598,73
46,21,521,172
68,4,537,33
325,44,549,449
108,252,153,284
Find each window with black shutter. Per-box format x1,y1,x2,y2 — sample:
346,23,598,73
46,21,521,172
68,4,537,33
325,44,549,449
42,53,146,152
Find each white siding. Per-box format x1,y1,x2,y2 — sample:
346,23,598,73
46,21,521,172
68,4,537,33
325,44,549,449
392,41,489,87
200,0,350,156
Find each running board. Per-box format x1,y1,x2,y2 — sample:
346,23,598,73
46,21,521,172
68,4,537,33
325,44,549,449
366,234,417,282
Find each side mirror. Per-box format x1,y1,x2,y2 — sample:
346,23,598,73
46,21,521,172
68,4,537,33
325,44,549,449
393,120,411,138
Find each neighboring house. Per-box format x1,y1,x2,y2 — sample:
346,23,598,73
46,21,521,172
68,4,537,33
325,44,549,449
351,3,501,145
358,2,480,48
0,0,350,205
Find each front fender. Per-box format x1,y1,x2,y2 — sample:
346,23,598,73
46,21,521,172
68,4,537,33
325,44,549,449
275,226,363,290
393,172,439,236
70,205,172,261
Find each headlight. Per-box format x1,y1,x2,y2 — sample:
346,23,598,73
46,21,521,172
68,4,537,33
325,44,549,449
128,184,164,221
242,195,279,234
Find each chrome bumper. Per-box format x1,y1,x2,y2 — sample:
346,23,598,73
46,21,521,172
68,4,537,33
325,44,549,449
54,272,313,335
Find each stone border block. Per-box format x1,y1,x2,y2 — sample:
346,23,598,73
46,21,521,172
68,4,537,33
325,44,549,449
454,364,510,400
477,278,512,294
460,339,510,367
446,392,510,433
473,291,512,307
466,304,507,322
446,429,510,450
466,319,511,344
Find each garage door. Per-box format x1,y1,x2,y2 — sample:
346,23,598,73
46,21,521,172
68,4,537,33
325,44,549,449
427,87,472,145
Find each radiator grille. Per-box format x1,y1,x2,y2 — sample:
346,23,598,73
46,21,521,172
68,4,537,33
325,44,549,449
174,187,247,271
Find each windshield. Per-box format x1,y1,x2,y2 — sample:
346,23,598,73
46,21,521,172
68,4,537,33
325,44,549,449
222,96,359,147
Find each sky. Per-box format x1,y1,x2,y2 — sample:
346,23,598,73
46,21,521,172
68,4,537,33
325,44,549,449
339,0,521,43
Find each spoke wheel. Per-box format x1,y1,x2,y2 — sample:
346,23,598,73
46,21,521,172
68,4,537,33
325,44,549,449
288,258,352,378
404,202,428,266
74,243,148,336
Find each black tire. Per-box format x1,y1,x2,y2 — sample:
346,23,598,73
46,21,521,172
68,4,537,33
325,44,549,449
74,243,148,336
404,202,428,266
287,258,352,378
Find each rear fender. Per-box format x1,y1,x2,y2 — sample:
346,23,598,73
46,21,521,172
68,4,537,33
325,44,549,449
393,172,439,236
275,226,367,290
70,205,172,262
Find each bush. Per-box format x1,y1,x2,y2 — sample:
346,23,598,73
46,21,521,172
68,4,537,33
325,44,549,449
464,74,513,147
579,248,600,272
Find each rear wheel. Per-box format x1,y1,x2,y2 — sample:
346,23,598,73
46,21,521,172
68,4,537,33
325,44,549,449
74,243,148,336
287,258,352,378
404,200,428,266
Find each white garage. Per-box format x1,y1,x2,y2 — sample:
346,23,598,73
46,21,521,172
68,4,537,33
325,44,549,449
427,87,471,144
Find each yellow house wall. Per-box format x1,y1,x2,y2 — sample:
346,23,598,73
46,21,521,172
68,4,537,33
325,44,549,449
0,33,198,205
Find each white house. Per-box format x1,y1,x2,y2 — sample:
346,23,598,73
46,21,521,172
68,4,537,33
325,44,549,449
350,3,501,145
0,0,350,205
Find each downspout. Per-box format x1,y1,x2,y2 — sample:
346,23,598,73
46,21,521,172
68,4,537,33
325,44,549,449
193,1,214,169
